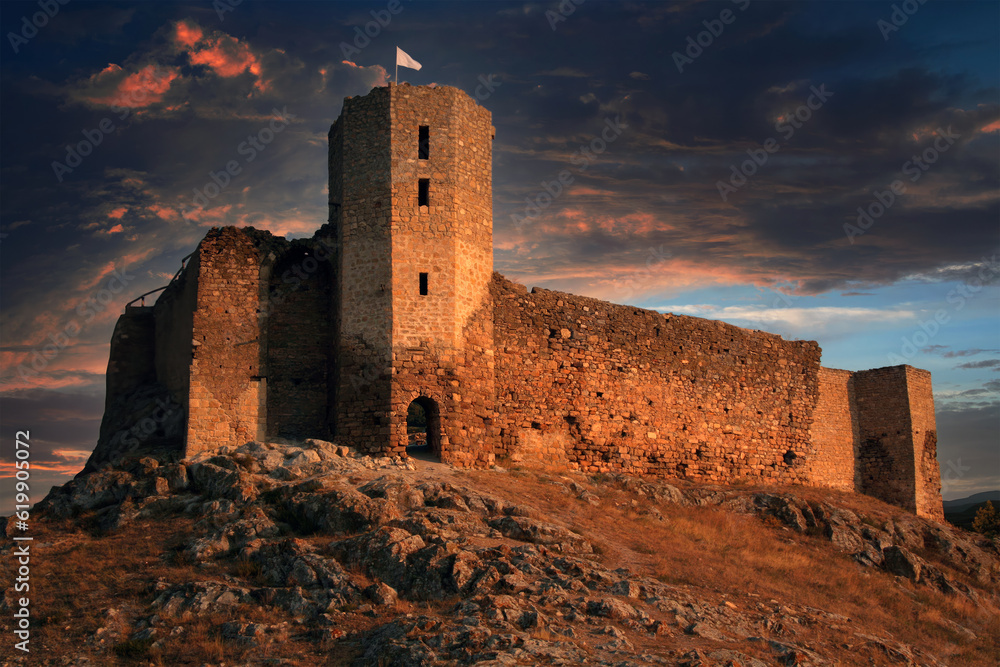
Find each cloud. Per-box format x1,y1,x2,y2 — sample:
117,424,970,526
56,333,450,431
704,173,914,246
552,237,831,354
653,304,916,340
175,19,203,48
186,32,262,81
956,359,1000,370
943,348,999,358
537,67,590,78
77,63,180,109
629,71,650,80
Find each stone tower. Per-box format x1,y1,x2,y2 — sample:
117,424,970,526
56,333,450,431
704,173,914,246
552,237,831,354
327,83,497,465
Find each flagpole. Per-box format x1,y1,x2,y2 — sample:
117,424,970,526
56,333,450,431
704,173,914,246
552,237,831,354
395,61,398,84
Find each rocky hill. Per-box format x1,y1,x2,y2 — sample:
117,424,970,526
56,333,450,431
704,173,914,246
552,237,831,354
2,439,998,666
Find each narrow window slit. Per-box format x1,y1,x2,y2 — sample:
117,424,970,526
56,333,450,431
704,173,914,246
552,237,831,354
419,272,428,296
418,125,429,159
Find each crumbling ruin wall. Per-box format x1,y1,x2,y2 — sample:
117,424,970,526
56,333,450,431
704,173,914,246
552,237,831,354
185,227,266,456
263,241,335,440
809,367,860,491
491,274,823,484
105,306,157,406
153,254,199,406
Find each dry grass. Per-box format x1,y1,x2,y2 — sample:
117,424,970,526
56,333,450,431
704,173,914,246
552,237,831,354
4,469,998,665
0,515,350,665
462,468,1000,666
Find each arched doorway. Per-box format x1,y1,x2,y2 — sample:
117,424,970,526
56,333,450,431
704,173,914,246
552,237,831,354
406,396,441,460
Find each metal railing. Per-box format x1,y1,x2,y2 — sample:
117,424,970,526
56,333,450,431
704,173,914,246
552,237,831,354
125,251,195,308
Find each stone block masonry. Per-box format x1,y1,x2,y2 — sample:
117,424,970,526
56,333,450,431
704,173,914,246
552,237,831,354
810,367,860,491
96,82,943,519
856,366,943,520
186,227,266,456
491,275,824,485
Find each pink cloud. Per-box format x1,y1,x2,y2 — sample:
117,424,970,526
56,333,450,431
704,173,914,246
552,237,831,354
106,224,124,234
981,119,1000,133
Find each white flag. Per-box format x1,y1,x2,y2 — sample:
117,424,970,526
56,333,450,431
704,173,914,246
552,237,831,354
396,47,422,71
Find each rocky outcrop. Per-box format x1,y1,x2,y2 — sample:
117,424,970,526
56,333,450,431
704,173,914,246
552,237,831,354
10,441,998,666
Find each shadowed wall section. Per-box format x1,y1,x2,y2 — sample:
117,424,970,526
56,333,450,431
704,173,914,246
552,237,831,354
264,244,334,440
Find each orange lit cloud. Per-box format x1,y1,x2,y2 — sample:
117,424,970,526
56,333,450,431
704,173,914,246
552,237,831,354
86,64,179,108
107,224,124,234
52,449,92,461
148,205,176,221
175,20,203,48
981,119,1000,133
188,33,262,79
0,460,84,476
341,60,389,87
108,207,127,219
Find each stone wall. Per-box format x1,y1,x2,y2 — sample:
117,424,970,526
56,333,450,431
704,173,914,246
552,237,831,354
263,242,335,440
386,84,496,466
186,227,266,456
856,366,919,513
809,367,859,491
491,274,823,484
330,86,394,452
153,254,199,406
902,367,943,520
105,306,157,407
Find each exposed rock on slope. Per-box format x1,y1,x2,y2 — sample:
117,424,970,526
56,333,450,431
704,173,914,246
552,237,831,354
4,439,998,666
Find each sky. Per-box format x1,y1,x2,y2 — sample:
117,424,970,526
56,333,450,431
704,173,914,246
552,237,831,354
1,0,997,506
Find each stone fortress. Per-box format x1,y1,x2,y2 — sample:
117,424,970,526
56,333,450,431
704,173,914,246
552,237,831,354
103,83,944,520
